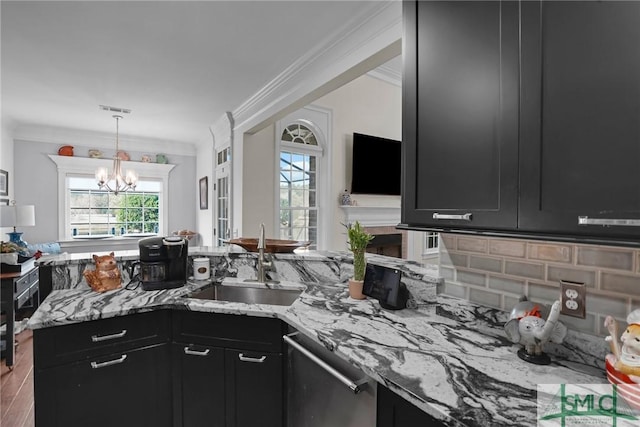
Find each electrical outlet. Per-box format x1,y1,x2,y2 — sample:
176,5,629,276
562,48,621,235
560,280,586,318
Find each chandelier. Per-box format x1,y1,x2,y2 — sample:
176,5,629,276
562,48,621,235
95,115,138,195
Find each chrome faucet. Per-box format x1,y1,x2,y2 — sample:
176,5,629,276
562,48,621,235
257,223,272,283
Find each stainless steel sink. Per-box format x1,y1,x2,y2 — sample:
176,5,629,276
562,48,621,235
186,283,303,306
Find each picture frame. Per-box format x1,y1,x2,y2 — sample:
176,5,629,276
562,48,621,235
0,169,7,196
199,176,208,210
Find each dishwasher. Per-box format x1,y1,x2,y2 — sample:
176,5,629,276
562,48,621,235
284,330,377,427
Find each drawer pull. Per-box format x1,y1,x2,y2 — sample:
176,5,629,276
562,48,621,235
432,212,472,221
91,329,127,342
90,354,127,369
238,353,266,363
578,216,640,227
184,346,211,357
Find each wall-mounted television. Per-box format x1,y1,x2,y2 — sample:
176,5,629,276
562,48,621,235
351,132,401,196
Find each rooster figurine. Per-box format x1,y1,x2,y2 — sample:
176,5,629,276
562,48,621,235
83,252,122,293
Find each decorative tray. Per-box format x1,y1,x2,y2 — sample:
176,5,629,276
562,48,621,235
228,238,310,253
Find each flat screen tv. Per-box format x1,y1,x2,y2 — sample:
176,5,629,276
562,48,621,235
351,132,401,195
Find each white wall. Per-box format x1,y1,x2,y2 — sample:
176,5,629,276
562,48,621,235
242,124,276,238
13,140,197,244
196,140,214,246
0,122,15,238
313,74,403,251
238,74,432,258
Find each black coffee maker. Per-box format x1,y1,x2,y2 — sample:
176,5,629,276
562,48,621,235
138,236,188,290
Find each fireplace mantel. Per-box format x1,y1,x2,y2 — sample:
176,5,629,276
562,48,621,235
339,205,401,227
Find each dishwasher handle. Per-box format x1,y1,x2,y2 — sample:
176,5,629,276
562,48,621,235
283,332,368,394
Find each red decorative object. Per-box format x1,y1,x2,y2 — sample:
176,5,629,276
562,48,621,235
58,145,74,156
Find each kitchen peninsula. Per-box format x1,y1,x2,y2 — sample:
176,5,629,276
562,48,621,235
29,248,607,427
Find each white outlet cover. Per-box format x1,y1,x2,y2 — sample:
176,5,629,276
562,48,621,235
565,300,579,310
565,289,579,299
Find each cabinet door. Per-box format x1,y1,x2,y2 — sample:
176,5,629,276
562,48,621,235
172,343,226,427
519,1,640,240
34,343,171,427
377,385,446,427
402,1,519,231
224,349,283,427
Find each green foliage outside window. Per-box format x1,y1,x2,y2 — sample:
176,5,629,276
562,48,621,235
116,194,159,233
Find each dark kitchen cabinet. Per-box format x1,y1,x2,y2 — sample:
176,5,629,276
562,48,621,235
402,0,640,245
402,0,520,231
33,311,172,427
225,349,283,427
518,1,640,240
172,343,226,427
172,311,285,427
377,384,446,427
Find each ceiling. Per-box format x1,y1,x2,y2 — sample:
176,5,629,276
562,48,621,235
1,0,395,146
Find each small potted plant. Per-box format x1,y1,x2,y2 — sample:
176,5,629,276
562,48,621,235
345,221,373,299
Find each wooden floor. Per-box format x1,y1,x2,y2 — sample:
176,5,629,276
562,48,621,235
1,329,35,427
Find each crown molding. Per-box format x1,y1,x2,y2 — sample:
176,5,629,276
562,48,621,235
13,123,198,156
209,111,234,150
230,0,402,134
367,63,402,87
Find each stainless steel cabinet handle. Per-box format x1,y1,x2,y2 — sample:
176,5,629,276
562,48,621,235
184,346,211,357
283,333,368,394
91,329,127,342
578,216,640,227
238,353,266,363
90,354,127,369
432,212,472,221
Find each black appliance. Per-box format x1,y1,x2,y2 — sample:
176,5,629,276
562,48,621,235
351,132,401,195
138,236,188,291
362,264,408,310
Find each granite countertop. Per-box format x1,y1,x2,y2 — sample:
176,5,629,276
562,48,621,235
28,275,607,427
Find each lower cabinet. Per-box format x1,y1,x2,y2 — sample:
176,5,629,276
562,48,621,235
172,343,226,427
35,310,443,427
377,384,446,427
33,311,172,427
172,311,285,427
224,349,283,427
35,343,172,427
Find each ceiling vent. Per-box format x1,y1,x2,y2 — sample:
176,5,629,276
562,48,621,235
99,105,132,114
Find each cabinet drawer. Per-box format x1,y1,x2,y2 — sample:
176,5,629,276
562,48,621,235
15,268,38,297
35,343,172,427
174,311,284,353
34,310,171,368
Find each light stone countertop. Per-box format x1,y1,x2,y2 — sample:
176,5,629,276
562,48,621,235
27,265,607,427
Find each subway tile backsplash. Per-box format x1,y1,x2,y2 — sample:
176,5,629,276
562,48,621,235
439,233,640,336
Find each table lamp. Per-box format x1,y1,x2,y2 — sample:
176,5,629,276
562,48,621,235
0,202,36,252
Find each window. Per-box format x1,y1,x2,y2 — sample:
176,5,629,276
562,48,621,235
50,155,174,240
68,177,160,236
215,146,231,246
279,123,322,249
424,231,439,254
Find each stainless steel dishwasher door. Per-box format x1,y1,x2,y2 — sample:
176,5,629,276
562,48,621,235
284,332,377,427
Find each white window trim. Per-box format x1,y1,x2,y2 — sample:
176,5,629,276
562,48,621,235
423,231,440,256
214,144,231,246
49,154,175,240
275,107,331,250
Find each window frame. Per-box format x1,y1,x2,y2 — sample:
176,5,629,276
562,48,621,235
49,154,175,240
274,106,332,250
276,121,324,249
423,231,440,255
67,177,162,237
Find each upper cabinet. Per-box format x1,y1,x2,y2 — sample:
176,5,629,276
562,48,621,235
402,1,519,231
402,0,640,245
518,1,640,240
